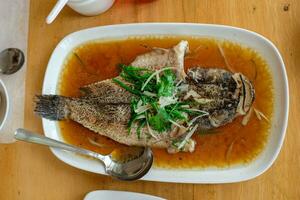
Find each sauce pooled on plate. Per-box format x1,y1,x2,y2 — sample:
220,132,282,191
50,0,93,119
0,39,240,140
58,36,273,168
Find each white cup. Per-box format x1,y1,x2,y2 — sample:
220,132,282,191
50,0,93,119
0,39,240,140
67,0,115,16
0,79,11,143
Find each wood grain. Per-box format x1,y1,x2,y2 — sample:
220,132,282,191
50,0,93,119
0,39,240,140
1,0,299,199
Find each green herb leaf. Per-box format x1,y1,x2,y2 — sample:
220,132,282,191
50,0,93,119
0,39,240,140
157,69,176,97
170,109,188,121
148,108,171,132
114,64,210,137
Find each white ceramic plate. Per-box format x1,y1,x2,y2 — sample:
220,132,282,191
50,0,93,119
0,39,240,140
84,190,165,200
42,23,288,183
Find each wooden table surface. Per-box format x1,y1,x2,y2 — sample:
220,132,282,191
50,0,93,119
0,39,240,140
1,0,299,199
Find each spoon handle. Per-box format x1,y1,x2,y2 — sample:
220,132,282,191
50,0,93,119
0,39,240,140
46,0,69,24
14,128,106,162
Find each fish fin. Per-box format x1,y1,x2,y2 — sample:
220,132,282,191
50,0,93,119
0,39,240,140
34,95,70,120
172,40,189,79
130,40,189,76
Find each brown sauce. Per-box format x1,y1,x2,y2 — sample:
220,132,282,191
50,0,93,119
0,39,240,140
58,36,274,169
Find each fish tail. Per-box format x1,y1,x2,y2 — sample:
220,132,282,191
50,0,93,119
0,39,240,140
34,95,70,121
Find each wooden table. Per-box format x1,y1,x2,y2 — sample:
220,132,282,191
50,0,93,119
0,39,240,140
1,0,299,199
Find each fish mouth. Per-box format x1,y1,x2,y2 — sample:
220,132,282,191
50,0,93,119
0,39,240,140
233,73,255,115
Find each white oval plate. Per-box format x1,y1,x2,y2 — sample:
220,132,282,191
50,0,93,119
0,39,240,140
42,23,289,184
84,190,165,200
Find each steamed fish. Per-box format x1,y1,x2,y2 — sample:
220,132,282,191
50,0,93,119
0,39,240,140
35,41,255,153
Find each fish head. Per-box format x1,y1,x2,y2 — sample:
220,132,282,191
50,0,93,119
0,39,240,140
185,67,255,129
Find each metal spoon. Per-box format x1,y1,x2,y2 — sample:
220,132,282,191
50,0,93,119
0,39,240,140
14,128,153,181
0,48,25,74
46,0,69,24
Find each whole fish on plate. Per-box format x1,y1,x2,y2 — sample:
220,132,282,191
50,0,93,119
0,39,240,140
35,41,255,153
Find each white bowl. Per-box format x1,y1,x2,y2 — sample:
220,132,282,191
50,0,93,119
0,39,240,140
0,79,10,133
42,23,289,183
67,0,115,16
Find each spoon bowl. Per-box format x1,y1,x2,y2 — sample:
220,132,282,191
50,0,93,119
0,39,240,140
0,48,25,75
104,147,153,180
14,128,153,181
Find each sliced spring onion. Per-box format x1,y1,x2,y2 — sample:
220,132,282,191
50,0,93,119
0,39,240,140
141,67,177,91
156,72,160,83
188,114,206,127
217,42,234,73
168,119,187,129
136,114,146,120
134,104,151,114
137,99,143,107
143,91,157,97
180,105,190,109
194,98,213,104
137,120,146,139
146,121,158,139
225,139,236,160
128,113,145,134
177,124,199,150
176,79,183,87
186,109,209,115
242,107,253,126
254,108,269,122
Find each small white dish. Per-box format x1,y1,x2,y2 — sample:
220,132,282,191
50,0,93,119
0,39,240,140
67,0,115,16
42,23,289,183
47,0,115,24
84,190,165,200
0,79,10,141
